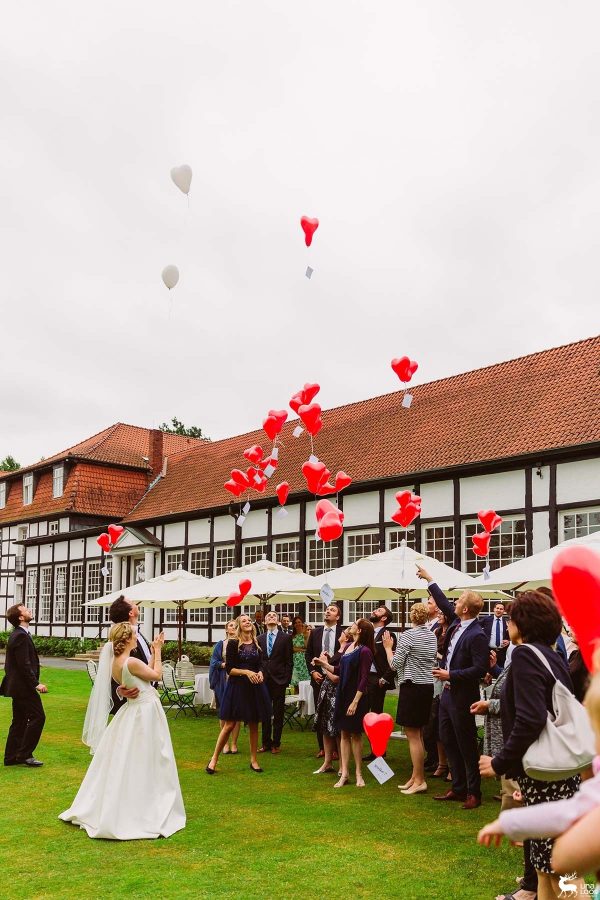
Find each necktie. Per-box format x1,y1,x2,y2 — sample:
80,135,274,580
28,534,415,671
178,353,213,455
495,618,501,647
268,632,274,657
323,628,331,655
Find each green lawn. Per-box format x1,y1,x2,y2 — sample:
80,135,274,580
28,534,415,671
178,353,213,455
0,668,521,900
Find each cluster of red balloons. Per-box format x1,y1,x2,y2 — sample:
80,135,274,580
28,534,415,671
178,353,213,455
224,444,281,498
316,499,344,543
290,383,323,436
390,490,421,528
471,509,503,558
301,460,352,497
227,578,252,607
391,356,418,384
96,524,125,554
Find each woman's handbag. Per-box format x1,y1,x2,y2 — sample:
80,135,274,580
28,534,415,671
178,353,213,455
522,644,595,781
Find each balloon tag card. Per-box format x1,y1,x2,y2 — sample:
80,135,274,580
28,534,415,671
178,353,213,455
367,757,394,784
101,566,109,578
237,515,246,527
401,393,413,409
275,506,289,519
319,583,334,604
242,501,251,515
293,426,304,438
483,565,491,581
305,266,313,279
309,454,319,463
271,447,279,460
263,464,275,478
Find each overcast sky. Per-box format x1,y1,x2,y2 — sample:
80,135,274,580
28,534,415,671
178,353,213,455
2,1,599,466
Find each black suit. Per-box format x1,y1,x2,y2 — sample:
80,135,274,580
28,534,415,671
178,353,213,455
110,636,150,714
481,615,510,666
367,626,397,712
430,583,489,799
0,627,46,763
305,624,343,750
259,630,293,749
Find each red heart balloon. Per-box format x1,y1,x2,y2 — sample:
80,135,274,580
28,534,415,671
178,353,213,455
472,532,491,557
270,409,288,426
552,546,600,671
391,356,419,384
478,509,503,533
253,477,267,494
226,591,242,607
231,469,251,488
300,216,319,247
258,455,278,471
276,482,290,506
301,382,320,404
391,502,420,528
239,579,252,599
97,533,112,553
298,402,322,431
224,479,244,497
363,712,394,757
395,489,421,509
335,471,352,492
289,391,304,414
315,481,337,496
315,499,340,522
262,415,280,442
319,511,343,542
302,460,330,494
107,524,124,545
243,445,264,464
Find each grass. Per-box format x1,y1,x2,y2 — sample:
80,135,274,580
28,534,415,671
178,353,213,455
0,669,523,900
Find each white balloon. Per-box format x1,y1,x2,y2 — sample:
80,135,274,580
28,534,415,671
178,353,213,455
170,164,192,195
161,265,179,290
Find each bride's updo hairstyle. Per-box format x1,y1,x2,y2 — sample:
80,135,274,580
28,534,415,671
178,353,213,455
109,622,134,656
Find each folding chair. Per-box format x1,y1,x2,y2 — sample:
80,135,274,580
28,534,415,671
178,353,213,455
175,656,195,685
284,694,303,730
85,659,97,685
161,665,197,718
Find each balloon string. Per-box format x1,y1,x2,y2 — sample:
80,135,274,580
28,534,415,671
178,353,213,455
402,531,407,578
310,435,314,457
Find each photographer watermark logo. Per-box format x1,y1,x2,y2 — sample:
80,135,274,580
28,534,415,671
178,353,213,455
558,873,595,897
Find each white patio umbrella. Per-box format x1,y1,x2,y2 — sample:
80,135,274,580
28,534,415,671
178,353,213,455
201,559,322,610
457,530,600,591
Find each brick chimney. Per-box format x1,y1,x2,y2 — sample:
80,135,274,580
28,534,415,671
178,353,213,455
148,429,164,480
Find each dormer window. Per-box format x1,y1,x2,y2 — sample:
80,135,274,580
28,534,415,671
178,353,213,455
0,482,5,509
53,464,64,498
23,473,33,505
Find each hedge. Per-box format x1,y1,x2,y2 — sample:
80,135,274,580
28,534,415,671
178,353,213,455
0,632,214,664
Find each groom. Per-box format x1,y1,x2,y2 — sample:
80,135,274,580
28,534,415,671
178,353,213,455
1,604,47,767
108,596,151,711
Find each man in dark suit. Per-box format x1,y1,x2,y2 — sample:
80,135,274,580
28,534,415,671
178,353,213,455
480,602,510,666
416,565,489,810
1,604,47,767
363,605,397,760
108,595,151,712
253,610,267,635
305,604,343,757
258,611,293,753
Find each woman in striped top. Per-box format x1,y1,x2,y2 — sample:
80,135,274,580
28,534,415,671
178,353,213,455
382,602,438,796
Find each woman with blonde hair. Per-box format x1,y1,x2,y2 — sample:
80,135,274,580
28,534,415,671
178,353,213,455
382,601,438,795
59,622,185,840
206,614,271,775
209,620,241,754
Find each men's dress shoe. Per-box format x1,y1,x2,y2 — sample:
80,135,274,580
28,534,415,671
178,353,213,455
271,747,281,754
4,760,19,767
462,794,482,810
22,758,43,767
433,789,467,802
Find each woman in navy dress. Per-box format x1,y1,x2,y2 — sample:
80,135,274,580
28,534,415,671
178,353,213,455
316,618,375,788
208,620,241,755
206,615,271,774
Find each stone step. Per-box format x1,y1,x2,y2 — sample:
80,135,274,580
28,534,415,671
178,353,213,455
73,650,102,661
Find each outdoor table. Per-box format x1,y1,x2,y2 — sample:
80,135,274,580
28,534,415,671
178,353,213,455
194,673,215,708
297,679,315,716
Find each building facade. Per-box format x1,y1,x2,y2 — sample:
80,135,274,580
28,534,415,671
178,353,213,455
2,336,599,641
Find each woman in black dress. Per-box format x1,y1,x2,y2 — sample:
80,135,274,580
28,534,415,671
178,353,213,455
206,615,271,774
312,630,351,775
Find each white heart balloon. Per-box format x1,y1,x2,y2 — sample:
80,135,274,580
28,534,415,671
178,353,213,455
170,164,192,195
161,265,179,290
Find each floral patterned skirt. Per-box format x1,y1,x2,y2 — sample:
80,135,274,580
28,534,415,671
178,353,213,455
519,772,581,873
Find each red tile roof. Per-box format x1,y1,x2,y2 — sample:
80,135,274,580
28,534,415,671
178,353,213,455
124,335,600,523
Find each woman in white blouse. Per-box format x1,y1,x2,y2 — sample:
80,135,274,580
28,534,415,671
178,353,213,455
382,602,438,795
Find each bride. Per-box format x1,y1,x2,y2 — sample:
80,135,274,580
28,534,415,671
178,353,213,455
59,622,186,840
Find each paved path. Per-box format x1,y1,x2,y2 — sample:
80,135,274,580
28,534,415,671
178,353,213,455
0,655,210,675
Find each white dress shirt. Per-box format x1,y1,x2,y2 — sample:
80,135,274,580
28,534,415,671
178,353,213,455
322,626,336,656
444,617,476,670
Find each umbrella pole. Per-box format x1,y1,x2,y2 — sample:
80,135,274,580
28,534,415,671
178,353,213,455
178,601,183,661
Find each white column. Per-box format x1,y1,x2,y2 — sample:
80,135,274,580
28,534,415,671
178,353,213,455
111,555,121,592
144,550,155,581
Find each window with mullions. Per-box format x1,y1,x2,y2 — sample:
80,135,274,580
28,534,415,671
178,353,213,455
52,465,64,498
102,559,113,622
164,552,185,622
38,567,52,622
386,528,416,552
347,598,401,626
69,563,84,621
214,546,235,576
561,508,600,541
274,539,300,570
243,543,268,566
423,523,455,565
464,518,526,575
54,564,67,621
346,531,380,564
25,567,38,609
86,561,102,622
188,548,210,623
23,473,33,505
307,538,339,576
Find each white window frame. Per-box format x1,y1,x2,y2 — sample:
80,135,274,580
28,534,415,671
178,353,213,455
0,482,5,509
86,561,102,622
164,552,185,622
348,597,402,627
188,548,210,623
273,538,300,570
38,566,52,622
69,562,84,621
422,521,455,565
49,520,59,535
25,567,38,609
306,536,339,578
385,527,416,552
18,525,28,542
463,516,526,575
23,473,33,506
560,507,600,542
242,542,268,566
54,564,67,621
214,545,235,577
52,465,64,498
345,530,380,565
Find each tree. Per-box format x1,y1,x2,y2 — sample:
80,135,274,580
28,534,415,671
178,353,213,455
159,418,210,441
0,455,20,471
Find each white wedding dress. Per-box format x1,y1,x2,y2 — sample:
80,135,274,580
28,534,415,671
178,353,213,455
59,659,186,840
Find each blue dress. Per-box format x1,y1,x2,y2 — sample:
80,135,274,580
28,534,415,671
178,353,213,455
208,640,227,709
219,640,272,724
333,645,373,734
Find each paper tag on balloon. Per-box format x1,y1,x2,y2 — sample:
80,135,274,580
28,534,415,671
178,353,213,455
483,565,491,581
271,447,279,460
320,583,334,604
305,266,313,279
402,393,413,409
309,454,319,463
253,474,263,485
367,757,395,785
293,426,304,438
101,566,109,578
263,464,275,478
242,501,251,515
275,506,289,519
237,515,246,527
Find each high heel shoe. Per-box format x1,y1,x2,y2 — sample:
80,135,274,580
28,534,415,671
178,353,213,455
250,763,263,773
356,777,365,788
397,778,415,790
333,776,349,788
205,764,216,775
400,782,427,795
313,766,334,774
432,765,449,778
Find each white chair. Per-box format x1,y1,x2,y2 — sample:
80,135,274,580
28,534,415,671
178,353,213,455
85,659,97,685
175,656,195,685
